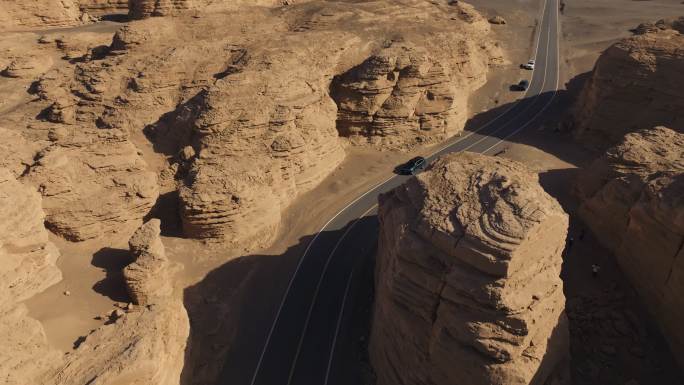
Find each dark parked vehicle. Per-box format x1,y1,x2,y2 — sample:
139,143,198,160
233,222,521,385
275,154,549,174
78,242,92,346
396,156,427,175
516,79,530,91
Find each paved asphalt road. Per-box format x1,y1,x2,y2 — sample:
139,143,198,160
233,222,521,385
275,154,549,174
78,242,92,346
249,0,560,384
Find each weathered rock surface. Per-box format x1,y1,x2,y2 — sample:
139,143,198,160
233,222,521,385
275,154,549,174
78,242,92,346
24,127,159,241
129,0,195,19
42,219,189,385
43,299,189,385
0,0,82,30
489,15,507,25
331,2,502,149
124,219,173,305
371,152,570,385
0,168,62,308
571,21,684,149
2,0,502,251
0,168,62,385
0,127,40,178
79,0,129,14
576,126,684,368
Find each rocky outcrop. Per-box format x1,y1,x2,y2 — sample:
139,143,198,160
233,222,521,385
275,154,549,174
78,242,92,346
371,152,570,385
576,126,684,368
43,219,189,385
44,301,188,385
124,219,174,305
24,127,159,241
571,21,684,149
79,0,129,14
0,127,40,178
178,37,348,247
128,0,194,19
0,168,62,308
330,2,502,149
0,168,62,385
0,0,82,31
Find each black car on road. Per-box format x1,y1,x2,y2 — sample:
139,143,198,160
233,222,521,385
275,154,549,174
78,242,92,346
396,156,427,175
515,79,530,91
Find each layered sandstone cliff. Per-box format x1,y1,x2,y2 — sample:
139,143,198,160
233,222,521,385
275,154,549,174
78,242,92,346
371,153,570,385
571,21,684,149
2,0,502,251
331,2,502,149
79,0,129,14
0,0,82,31
24,127,159,241
43,219,188,385
129,0,195,19
576,126,684,368
0,168,62,385
173,0,501,245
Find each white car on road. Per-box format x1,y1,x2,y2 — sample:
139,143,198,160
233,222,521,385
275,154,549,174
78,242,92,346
521,59,535,70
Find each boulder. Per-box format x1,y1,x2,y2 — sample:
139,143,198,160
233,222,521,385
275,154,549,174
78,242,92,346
371,152,570,385
489,15,507,25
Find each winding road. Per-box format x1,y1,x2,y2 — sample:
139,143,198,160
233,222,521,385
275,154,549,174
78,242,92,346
249,0,560,383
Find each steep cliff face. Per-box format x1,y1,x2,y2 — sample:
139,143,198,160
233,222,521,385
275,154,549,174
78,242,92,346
173,0,501,246
0,168,62,385
177,35,349,248
571,22,684,149
3,0,502,251
371,152,570,385
330,2,502,149
128,0,195,19
576,126,684,367
0,0,82,31
78,0,129,14
24,127,159,241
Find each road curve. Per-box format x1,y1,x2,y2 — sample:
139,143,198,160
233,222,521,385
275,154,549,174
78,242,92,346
249,0,561,383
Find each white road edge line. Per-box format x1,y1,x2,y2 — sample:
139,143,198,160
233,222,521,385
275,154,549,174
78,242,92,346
249,179,390,385
286,205,377,385
427,0,549,157
249,0,552,383
482,0,561,155
319,0,558,380
323,270,355,385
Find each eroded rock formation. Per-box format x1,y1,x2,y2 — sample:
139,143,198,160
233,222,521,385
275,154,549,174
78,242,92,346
571,20,684,149
128,0,195,19
0,168,62,308
24,127,159,241
124,219,174,305
371,152,570,385
331,2,502,149
79,0,129,14
44,301,188,385
43,219,188,385
0,0,82,31
0,168,62,385
2,0,503,251
576,126,684,367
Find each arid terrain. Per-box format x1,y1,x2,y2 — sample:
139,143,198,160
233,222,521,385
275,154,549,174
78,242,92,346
0,0,682,384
